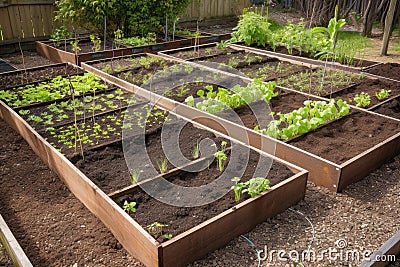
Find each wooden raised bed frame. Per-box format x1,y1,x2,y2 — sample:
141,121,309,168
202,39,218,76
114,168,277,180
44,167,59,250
81,52,400,192
35,34,226,66
0,69,308,266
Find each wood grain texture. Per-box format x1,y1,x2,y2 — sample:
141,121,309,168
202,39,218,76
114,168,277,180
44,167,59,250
0,214,33,267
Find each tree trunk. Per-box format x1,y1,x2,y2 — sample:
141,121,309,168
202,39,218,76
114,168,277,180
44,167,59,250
381,0,399,55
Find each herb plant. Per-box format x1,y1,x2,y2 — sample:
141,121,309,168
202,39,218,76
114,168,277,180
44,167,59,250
192,139,200,159
353,92,371,107
130,169,143,184
90,34,102,52
375,89,391,101
146,222,165,236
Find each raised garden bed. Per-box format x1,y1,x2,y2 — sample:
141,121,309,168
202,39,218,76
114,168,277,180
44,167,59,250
365,62,400,82
0,63,83,89
322,78,400,109
0,214,32,266
371,95,400,120
0,96,307,266
232,43,381,72
36,33,226,66
82,55,400,192
159,44,310,82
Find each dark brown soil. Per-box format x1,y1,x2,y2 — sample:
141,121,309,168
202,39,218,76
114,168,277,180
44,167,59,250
116,151,293,242
366,62,400,81
168,47,237,60
0,64,82,89
278,68,365,96
193,50,309,81
72,123,224,194
326,78,400,107
0,243,12,266
372,96,400,119
289,111,400,163
0,119,142,266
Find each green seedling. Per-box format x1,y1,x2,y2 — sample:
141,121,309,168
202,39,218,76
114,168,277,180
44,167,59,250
354,92,371,107
192,139,200,159
212,141,227,172
375,89,391,101
146,222,165,236
123,201,137,214
130,169,143,184
157,157,168,173
163,234,173,240
90,34,102,52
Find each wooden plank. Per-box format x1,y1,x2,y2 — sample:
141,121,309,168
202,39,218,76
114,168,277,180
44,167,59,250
29,5,43,37
0,0,54,8
8,5,23,39
0,214,33,267
0,7,13,40
39,4,53,36
161,171,308,266
0,101,160,267
19,5,33,38
360,231,400,267
35,41,77,64
339,131,400,191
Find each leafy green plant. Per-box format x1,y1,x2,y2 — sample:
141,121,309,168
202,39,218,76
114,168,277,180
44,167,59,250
375,89,391,101
212,141,227,172
185,79,278,115
231,10,273,47
114,29,124,49
50,26,72,47
354,92,371,107
312,6,346,59
123,32,156,46
90,34,102,52
157,157,168,173
123,201,137,214
217,40,230,49
231,177,270,202
70,40,81,52
256,99,350,140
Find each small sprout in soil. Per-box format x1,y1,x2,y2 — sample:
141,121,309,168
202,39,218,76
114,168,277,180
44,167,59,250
157,157,168,174
18,109,30,116
123,201,137,214
231,177,270,202
192,139,200,159
130,169,143,184
217,40,230,49
375,89,391,101
212,141,227,172
354,92,371,107
146,222,166,237
163,234,173,240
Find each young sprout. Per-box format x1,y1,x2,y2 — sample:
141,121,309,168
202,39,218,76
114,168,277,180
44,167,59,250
157,157,168,173
192,139,200,159
212,141,228,172
231,177,270,202
146,222,166,236
130,169,143,184
163,234,173,240
123,201,136,214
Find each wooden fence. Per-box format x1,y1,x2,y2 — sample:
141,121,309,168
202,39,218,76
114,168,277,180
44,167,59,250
0,0,249,43
0,0,56,43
